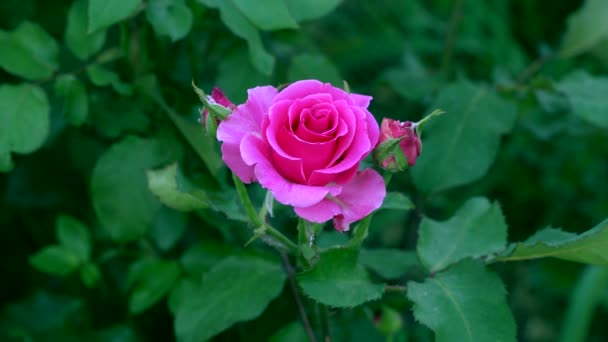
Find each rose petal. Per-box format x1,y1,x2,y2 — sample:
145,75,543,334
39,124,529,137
276,127,337,178
275,80,352,103
349,93,372,108
294,169,386,231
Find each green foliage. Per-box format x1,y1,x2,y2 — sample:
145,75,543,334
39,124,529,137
556,71,608,128
408,260,516,342
146,0,193,42
560,0,608,57
88,0,142,33
127,258,180,314
54,75,89,126
379,192,415,211
359,248,419,279
66,0,106,60
147,163,208,211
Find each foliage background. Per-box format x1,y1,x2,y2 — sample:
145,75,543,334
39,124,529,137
1,0,608,341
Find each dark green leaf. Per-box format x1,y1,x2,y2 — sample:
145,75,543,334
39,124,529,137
412,81,517,193
359,248,419,279
174,257,286,342
86,65,133,95
418,197,507,273
288,53,342,86
88,0,142,33
284,0,343,22
179,241,238,276
556,71,608,128
65,0,106,60
127,258,181,314
146,0,193,41
407,260,516,342
54,75,89,126
80,263,102,288
495,218,608,265
29,246,81,276
560,0,608,58
0,84,50,172
232,0,298,31
0,21,59,80
380,192,415,211
56,215,91,261
147,163,208,211
297,247,384,307
151,206,187,251
269,322,308,342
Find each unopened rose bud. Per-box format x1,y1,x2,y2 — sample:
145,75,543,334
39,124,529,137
201,87,235,128
374,118,421,171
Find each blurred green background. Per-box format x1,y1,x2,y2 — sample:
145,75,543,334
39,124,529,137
1,0,608,341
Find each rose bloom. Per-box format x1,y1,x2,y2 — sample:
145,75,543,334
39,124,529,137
217,80,386,231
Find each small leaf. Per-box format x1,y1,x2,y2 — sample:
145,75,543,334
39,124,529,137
560,0,608,58
127,259,180,314
65,0,106,60
0,84,50,172
380,192,415,211
269,322,309,342
495,218,608,265
174,256,286,342
56,215,92,261
29,246,81,276
80,263,102,288
151,207,188,251
146,0,193,41
407,260,516,342
147,163,208,211
359,248,419,279
86,65,132,95
288,53,342,87
555,71,608,128
54,75,89,126
284,0,343,22
297,247,384,307
88,0,142,33
232,0,298,31
412,81,517,193
0,21,59,80
417,197,507,273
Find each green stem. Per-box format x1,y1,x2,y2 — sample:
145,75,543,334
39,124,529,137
232,173,263,227
265,224,299,255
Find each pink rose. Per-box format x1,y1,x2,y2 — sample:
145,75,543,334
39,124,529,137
376,119,421,170
217,80,386,231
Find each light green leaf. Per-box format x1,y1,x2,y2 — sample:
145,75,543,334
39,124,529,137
359,248,419,279
232,0,298,31
297,247,384,307
560,0,608,58
88,0,142,33
175,257,286,342
495,218,608,265
380,192,415,211
66,0,106,60
284,0,343,22
555,71,608,128
147,163,208,211
288,53,342,86
408,260,516,342
86,65,133,95
80,263,102,288
0,84,50,172
54,75,89,126
151,207,187,251
91,135,181,242
412,81,517,193
56,215,91,261
127,259,181,314
29,246,81,276
146,0,193,41
418,197,507,273
0,21,59,80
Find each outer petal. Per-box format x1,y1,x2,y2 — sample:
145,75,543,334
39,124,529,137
240,134,342,207
349,93,372,108
294,169,386,231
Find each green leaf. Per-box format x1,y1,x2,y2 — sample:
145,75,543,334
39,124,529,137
417,197,508,273
54,75,89,126
66,0,106,60
560,0,608,58
359,248,419,279
80,263,102,288
151,206,187,251
88,0,142,33
288,53,342,87
495,218,608,265
232,0,298,31
0,21,59,80
174,257,286,342
555,71,608,128
29,246,81,276
147,163,208,211
380,192,415,211
146,0,193,42
297,247,384,307
284,0,343,22
0,84,50,172
56,215,91,261
215,50,270,104
179,241,238,276
412,81,517,193
269,322,309,342
408,260,516,342
127,259,181,314
91,135,181,242
86,65,133,95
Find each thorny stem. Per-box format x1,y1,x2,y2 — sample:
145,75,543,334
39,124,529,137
280,253,318,342
441,0,464,77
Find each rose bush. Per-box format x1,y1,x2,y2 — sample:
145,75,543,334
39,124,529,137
217,80,385,231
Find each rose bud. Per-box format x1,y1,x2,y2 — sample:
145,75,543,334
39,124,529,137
374,118,421,171
200,87,235,127
192,83,235,136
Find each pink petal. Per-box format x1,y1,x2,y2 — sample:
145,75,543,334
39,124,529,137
349,93,372,108
295,169,386,231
